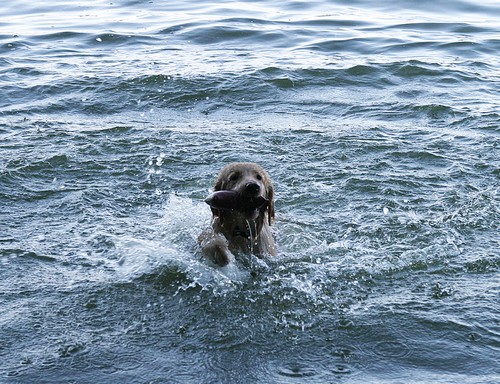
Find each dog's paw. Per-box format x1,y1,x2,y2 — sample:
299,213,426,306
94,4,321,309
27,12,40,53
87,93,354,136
212,249,232,267
201,234,234,267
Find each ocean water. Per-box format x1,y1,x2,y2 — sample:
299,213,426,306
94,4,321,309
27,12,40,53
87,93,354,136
1,0,499,383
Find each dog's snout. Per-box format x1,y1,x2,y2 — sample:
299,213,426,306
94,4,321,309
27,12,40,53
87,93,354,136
245,182,261,195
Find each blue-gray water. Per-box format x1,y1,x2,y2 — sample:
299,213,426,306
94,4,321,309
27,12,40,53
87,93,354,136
1,1,499,383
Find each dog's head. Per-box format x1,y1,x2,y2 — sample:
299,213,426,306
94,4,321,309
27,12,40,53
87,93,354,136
212,162,275,226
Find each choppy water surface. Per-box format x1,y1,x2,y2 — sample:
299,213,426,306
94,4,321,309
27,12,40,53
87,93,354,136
1,1,499,383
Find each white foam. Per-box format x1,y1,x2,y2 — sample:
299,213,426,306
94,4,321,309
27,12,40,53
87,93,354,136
112,193,255,291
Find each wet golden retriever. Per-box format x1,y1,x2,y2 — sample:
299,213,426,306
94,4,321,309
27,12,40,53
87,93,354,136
199,162,276,266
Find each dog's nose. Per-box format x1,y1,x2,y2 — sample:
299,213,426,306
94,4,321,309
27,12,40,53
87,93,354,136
245,182,261,195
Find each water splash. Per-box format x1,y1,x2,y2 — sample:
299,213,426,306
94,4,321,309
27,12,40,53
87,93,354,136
110,193,259,293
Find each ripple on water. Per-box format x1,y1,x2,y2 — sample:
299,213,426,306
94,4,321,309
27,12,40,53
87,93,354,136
276,362,318,378
373,340,411,358
264,343,366,382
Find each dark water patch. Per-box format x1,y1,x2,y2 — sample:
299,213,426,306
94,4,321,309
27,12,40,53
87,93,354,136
0,40,33,53
391,61,446,78
178,24,286,46
370,0,500,16
1,248,57,263
390,21,471,32
304,37,382,55
387,60,497,87
345,64,380,77
389,149,448,163
0,64,46,84
31,31,87,42
373,340,411,358
437,40,496,57
10,31,161,54
138,266,193,291
454,113,500,133
275,361,319,378
388,102,463,122
401,334,497,377
0,283,156,380
90,32,158,46
6,153,71,172
296,18,371,28
464,257,499,274
158,22,198,35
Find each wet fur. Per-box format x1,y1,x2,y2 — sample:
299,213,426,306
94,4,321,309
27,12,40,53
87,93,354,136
199,162,276,266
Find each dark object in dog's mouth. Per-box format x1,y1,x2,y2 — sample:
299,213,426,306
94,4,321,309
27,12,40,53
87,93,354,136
205,190,268,211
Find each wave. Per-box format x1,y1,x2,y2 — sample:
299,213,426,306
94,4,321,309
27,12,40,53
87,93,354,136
2,60,495,121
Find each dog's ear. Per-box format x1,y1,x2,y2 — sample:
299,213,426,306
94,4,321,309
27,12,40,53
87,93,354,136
214,177,224,191
213,169,228,191
211,173,225,217
266,182,275,225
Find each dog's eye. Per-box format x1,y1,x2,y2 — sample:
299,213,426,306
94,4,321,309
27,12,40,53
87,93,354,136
228,172,240,182
256,174,262,180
